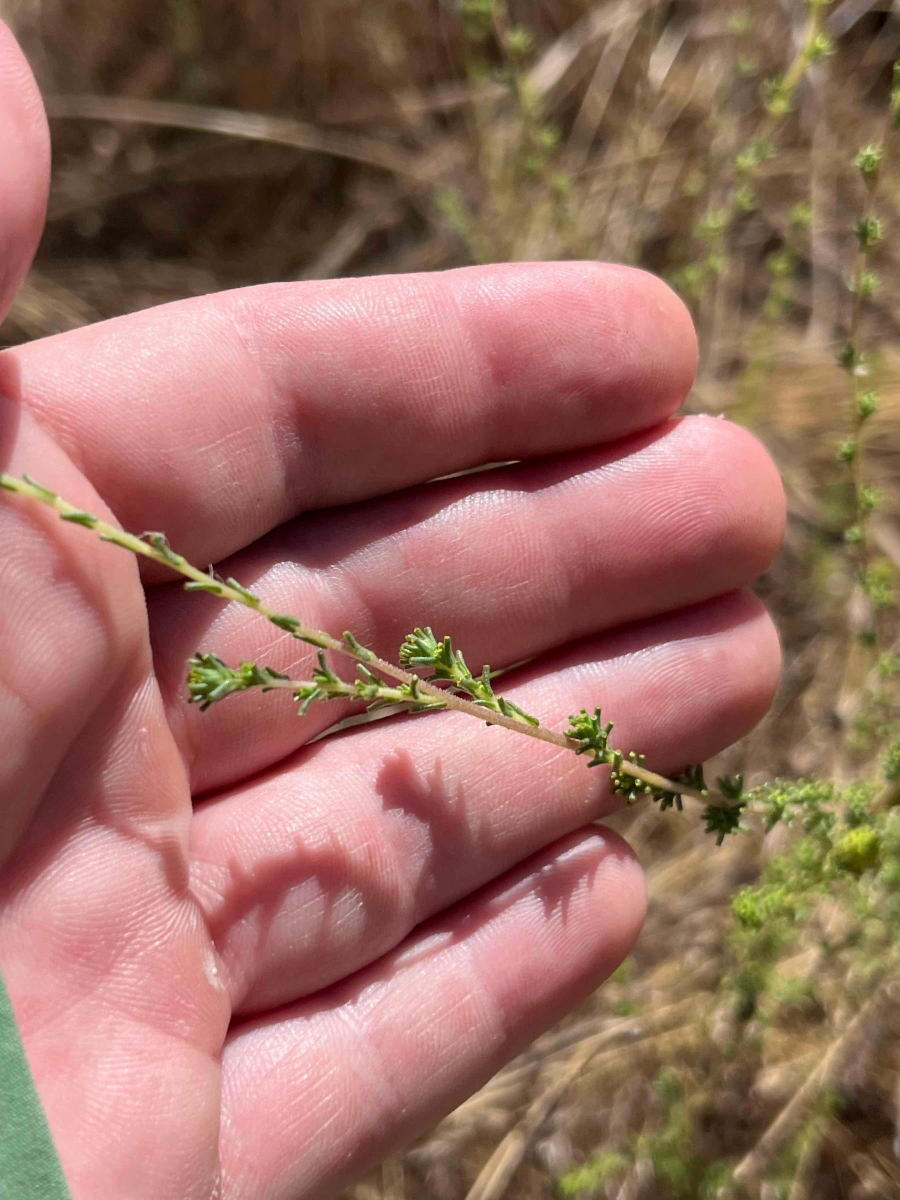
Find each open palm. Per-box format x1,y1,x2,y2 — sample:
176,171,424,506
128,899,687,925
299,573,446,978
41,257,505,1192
0,23,785,1200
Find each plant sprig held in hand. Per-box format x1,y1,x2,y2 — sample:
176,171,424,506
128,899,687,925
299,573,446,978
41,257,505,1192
0,471,748,840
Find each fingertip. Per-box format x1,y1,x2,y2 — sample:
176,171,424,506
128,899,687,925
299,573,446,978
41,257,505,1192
509,826,648,996
584,826,648,970
723,588,783,732
641,587,783,764
606,264,699,416
448,260,701,448
666,414,787,585
715,418,787,571
665,588,782,771
0,21,50,320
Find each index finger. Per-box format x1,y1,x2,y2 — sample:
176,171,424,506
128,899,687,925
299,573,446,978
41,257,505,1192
8,262,697,565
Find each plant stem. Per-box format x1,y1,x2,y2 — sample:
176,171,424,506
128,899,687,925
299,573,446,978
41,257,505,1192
843,112,897,558
0,472,716,805
834,68,900,761
688,1,831,356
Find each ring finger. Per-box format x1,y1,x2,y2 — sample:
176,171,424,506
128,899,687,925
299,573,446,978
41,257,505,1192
189,589,780,1014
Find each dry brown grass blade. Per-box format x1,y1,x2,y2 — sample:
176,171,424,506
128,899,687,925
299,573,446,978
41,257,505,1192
458,997,707,1200
461,1037,601,1200
7,270,101,338
319,80,507,127
828,0,884,37
565,16,643,170
294,190,404,281
733,978,900,1190
449,997,700,1127
826,1121,900,1192
786,1119,826,1200
43,94,426,181
524,0,651,100
380,1157,406,1200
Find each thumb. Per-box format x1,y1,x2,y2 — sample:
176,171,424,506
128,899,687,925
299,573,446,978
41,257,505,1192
0,21,50,323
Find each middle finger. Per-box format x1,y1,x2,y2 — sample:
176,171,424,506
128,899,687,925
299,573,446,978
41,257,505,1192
149,414,783,794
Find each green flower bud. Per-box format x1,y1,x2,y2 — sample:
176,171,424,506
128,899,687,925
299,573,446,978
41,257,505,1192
859,486,883,515
807,32,834,64
857,390,880,420
883,739,900,783
833,827,880,875
791,201,813,229
854,144,884,182
856,216,885,248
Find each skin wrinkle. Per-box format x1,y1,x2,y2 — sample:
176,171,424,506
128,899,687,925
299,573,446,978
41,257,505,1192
397,487,562,627
93,672,190,835
394,288,471,447
18,916,204,1048
229,945,490,1198
430,271,499,469
32,692,193,925
221,1028,334,1176
0,565,133,868
224,291,299,535
331,1000,413,1125
3,829,173,1010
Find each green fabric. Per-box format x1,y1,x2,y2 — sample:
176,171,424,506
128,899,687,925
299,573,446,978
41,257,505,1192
0,971,71,1199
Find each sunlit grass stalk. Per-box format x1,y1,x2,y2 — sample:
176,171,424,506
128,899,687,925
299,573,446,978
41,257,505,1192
737,200,815,396
761,201,814,323
833,66,900,778
1,470,754,834
727,0,832,220
680,1,833,334
838,67,900,580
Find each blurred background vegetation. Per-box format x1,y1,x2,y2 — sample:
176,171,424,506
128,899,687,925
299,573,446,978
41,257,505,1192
6,0,900,1196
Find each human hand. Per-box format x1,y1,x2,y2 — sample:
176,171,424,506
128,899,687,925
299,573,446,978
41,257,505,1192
0,22,784,1200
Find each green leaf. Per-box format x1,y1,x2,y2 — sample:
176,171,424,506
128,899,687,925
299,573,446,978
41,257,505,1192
144,532,185,568
717,774,745,801
225,577,261,606
184,579,224,596
702,801,747,845
343,631,374,660
269,613,302,633
59,510,99,528
22,475,59,504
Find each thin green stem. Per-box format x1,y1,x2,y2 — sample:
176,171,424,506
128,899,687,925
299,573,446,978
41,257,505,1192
0,471,722,807
831,75,900,787
834,71,900,765
685,1,832,328
841,119,897,561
